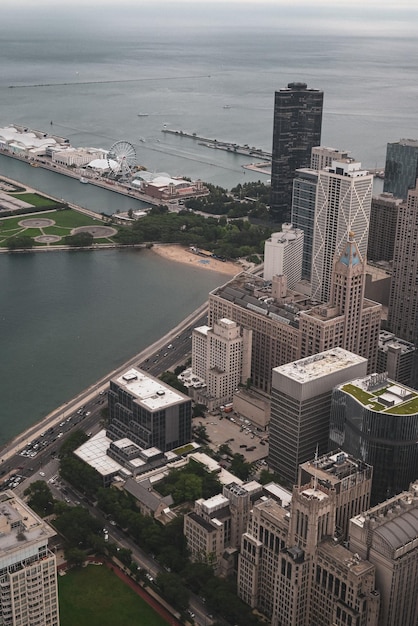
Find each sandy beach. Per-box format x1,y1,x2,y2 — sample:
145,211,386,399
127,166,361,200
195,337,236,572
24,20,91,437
151,244,248,275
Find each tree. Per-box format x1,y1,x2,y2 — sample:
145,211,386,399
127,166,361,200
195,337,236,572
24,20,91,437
156,572,190,612
64,232,94,247
7,235,33,250
229,453,253,480
24,481,54,517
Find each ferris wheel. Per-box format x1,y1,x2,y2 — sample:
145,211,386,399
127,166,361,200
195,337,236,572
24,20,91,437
107,140,136,179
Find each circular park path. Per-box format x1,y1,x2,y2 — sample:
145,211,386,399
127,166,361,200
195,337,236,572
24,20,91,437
72,225,117,238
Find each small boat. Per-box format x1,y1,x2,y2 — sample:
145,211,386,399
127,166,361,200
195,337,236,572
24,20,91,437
31,162,40,167
79,177,89,184
137,113,149,117
223,105,231,109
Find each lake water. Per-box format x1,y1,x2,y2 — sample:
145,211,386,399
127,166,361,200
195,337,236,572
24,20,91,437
0,2,417,443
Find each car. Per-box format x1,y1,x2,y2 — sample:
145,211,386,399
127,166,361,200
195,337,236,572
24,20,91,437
167,344,173,348
39,471,45,477
188,610,195,618
109,519,116,526
57,432,64,438
85,411,91,416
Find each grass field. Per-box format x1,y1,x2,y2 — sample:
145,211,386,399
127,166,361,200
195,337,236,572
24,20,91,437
12,193,60,207
0,209,112,247
58,566,168,626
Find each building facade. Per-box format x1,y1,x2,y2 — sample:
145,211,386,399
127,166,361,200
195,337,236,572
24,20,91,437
377,330,415,386
330,372,418,504
383,138,418,200
0,491,59,626
263,224,304,288
311,159,373,303
209,241,381,396
270,82,323,222
190,318,252,408
238,469,380,625
388,182,418,346
349,481,418,626
107,367,192,452
310,146,350,172
291,168,318,281
268,348,368,485
367,193,402,262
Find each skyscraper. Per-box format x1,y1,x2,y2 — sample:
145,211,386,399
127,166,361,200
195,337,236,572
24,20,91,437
270,82,323,222
383,138,418,199
0,491,60,626
367,193,402,262
311,158,373,303
291,168,318,280
263,223,304,287
388,182,418,345
268,348,368,485
329,372,418,504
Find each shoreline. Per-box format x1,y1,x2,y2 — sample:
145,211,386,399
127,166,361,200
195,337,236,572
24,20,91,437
150,243,250,275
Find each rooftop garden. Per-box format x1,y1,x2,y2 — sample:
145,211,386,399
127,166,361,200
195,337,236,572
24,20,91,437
342,383,418,415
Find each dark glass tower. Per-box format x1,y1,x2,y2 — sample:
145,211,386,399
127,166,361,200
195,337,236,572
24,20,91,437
270,82,323,223
383,138,418,199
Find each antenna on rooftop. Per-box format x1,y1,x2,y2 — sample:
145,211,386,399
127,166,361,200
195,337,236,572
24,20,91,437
314,444,319,491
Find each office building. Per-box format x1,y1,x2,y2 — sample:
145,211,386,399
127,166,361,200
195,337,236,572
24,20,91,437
377,330,415,386
263,223,304,287
269,348,368,485
184,481,262,575
383,138,418,199
298,451,373,540
238,464,379,625
367,193,402,262
270,82,323,222
311,159,373,303
310,146,350,172
300,234,381,371
291,168,318,280
349,481,418,626
388,182,418,345
330,372,418,504
190,318,252,409
0,491,60,626
209,240,381,395
107,367,192,452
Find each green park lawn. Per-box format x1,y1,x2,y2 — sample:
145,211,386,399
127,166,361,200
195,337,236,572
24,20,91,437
12,192,59,207
0,209,109,247
58,566,168,626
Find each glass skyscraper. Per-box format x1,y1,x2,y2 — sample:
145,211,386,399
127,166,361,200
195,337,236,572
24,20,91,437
270,82,323,223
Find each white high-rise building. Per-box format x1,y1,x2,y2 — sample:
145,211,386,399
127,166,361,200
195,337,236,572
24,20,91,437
191,318,252,408
311,159,373,302
263,223,304,288
0,491,60,626
310,146,350,171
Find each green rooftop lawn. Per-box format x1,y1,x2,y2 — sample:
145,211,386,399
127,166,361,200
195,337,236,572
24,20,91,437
343,383,418,415
173,443,195,455
58,565,167,626
342,384,373,404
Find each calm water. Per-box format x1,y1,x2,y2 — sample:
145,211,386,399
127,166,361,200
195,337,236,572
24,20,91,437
1,2,418,442
0,249,229,445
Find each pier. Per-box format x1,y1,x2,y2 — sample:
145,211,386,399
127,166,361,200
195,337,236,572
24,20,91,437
161,128,272,161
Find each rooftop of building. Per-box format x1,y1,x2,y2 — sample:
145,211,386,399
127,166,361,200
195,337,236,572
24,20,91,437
274,348,367,384
210,272,311,327
187,511,220,533
388,138,418,147
351,482,418,553
338,373,418,415
112,367,189,410
317,539,374,576
124,477,173,512
378,331,416,354
263,482,292,507
300,451,372,485
75,430,124,477
0,491,56,557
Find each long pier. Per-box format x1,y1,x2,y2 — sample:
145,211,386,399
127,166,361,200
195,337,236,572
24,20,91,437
161,128,272,160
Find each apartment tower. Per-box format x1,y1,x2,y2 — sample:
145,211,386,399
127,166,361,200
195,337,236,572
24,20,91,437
263,223,304,288
0,491,60,626
383,138,418,199
270,82,323,222
311,159,373,303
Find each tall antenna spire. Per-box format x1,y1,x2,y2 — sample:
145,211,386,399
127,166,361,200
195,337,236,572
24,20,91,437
314,444,319,491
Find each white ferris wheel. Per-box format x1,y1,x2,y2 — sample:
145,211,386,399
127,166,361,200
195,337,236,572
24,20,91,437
107,140,136,179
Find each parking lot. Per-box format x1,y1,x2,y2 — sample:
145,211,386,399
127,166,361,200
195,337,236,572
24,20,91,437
194,412,269,465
